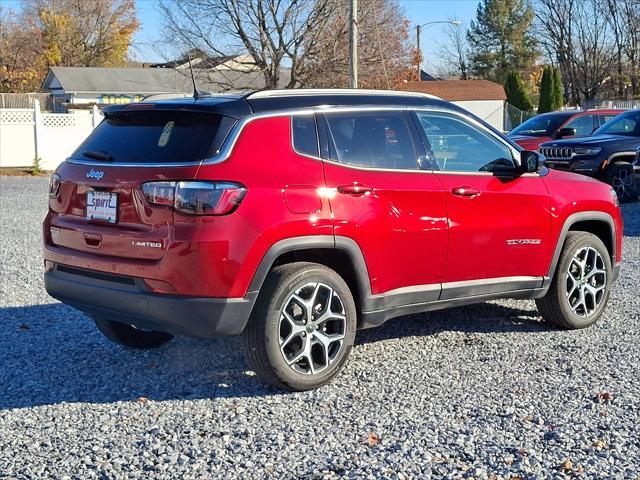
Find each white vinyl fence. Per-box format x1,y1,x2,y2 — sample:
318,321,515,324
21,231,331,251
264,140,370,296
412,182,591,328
0,100,101,171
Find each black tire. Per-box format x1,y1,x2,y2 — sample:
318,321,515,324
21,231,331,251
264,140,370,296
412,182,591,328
243,262,357,391
536,232,612,329
93,317,174,348
604,162,638,203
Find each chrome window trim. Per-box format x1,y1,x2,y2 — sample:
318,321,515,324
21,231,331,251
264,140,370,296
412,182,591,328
65,105,523,170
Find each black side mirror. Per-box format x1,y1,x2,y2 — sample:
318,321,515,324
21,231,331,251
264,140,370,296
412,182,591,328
555,127,577,139
521,150,544,173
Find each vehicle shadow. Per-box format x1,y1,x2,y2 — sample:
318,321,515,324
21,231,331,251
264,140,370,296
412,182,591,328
355,301,547,346
0,300,547,410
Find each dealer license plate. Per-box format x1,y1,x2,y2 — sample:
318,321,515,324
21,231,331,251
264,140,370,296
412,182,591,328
86,191,118,223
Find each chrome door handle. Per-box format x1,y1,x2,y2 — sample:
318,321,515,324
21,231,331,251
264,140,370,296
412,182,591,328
337,183,373,195
452,186,481,198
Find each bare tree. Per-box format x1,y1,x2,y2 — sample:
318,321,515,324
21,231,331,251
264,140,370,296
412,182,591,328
602,0,626,97
435,19,469,80
535,0,617,104
159,0,333,89
617,0,640,97
300,0,414,89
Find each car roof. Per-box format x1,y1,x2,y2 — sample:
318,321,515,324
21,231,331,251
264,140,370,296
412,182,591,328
535,109,624,119
103,89,461,119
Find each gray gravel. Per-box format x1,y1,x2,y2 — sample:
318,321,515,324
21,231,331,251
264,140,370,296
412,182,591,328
1,175,639,479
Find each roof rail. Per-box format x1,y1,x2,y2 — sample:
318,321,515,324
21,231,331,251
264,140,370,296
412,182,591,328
142,93,193,102
142,91,238,102
246,88,441,101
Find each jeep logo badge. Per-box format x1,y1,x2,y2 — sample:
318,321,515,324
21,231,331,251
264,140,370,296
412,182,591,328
86,169,105,180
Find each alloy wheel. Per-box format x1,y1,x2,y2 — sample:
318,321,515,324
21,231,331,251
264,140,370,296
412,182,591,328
565,246,607,317
612,168,635,199
278,282,346,375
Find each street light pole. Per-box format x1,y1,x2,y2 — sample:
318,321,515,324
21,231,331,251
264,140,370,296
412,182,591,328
348,0,358,88
416,20,461,81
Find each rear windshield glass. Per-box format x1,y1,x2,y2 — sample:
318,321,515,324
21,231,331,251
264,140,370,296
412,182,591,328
73,111,230,163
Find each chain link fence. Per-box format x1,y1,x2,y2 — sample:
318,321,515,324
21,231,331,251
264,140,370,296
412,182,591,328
505,103,536,131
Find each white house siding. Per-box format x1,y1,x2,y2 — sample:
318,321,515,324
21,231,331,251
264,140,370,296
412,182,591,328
452,100,505,131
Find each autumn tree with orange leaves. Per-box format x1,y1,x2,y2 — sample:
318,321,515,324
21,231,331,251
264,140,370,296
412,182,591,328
0,0,139,93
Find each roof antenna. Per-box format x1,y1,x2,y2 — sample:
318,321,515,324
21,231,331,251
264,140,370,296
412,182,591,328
187,54,201,100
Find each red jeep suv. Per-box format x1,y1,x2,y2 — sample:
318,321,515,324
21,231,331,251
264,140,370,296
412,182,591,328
44,90,623,391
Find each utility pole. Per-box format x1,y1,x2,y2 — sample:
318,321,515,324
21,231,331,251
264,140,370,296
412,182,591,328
348,0,358,88
416,25,421,80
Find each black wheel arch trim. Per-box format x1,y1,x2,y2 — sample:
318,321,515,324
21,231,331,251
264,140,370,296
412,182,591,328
543,211,618,288
607,152,637,165
247,235,372,305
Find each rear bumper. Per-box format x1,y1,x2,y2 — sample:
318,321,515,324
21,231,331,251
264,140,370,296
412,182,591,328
44,264,256,338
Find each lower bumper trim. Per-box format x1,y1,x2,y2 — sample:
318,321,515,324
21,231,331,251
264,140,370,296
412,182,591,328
45,266,256,338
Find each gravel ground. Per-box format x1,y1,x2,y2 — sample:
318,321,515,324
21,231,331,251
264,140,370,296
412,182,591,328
1,175,639,480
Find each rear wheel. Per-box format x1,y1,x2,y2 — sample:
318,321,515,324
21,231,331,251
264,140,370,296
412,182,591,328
536,232,612,329
604,162,638,203
243,262,357,391
93,317,174,348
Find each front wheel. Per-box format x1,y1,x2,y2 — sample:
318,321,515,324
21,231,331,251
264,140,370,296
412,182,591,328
243,262,357,391
93,317,174,348
536,232,612,329
604,162,638,203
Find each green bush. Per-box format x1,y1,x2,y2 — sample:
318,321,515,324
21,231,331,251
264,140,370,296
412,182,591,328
504,71,533,112
30,157,43,176
551,68,563,110
538,67,553,113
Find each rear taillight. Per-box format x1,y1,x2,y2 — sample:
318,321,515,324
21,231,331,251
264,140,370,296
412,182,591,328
141,181,246,215
49,173,61,198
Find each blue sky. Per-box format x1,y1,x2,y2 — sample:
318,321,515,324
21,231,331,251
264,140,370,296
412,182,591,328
6,0,481,69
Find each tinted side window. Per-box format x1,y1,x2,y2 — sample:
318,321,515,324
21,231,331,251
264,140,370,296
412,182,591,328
292,115,319,157
564,115,595,136
415,111,514,173
322,111,418,170
599,114,618,126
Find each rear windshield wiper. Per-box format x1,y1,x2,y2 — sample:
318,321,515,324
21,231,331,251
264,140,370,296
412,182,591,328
82,150,114,162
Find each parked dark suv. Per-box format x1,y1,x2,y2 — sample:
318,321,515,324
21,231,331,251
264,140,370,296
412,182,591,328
539,109,640,202
44,89,623,391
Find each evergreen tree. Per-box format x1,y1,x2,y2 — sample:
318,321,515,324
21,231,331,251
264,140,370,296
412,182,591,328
467,0,538,83
551,68,564,110
504,71,533,111
537,67,553,113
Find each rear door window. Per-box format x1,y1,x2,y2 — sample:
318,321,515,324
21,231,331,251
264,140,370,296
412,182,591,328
73,111,231,163
319,110,419,170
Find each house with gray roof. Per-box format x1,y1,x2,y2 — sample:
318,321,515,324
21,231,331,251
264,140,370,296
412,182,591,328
41,63,290,112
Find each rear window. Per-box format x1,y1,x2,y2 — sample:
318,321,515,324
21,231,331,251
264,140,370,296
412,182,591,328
73,111,232,163
292,115,319,157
